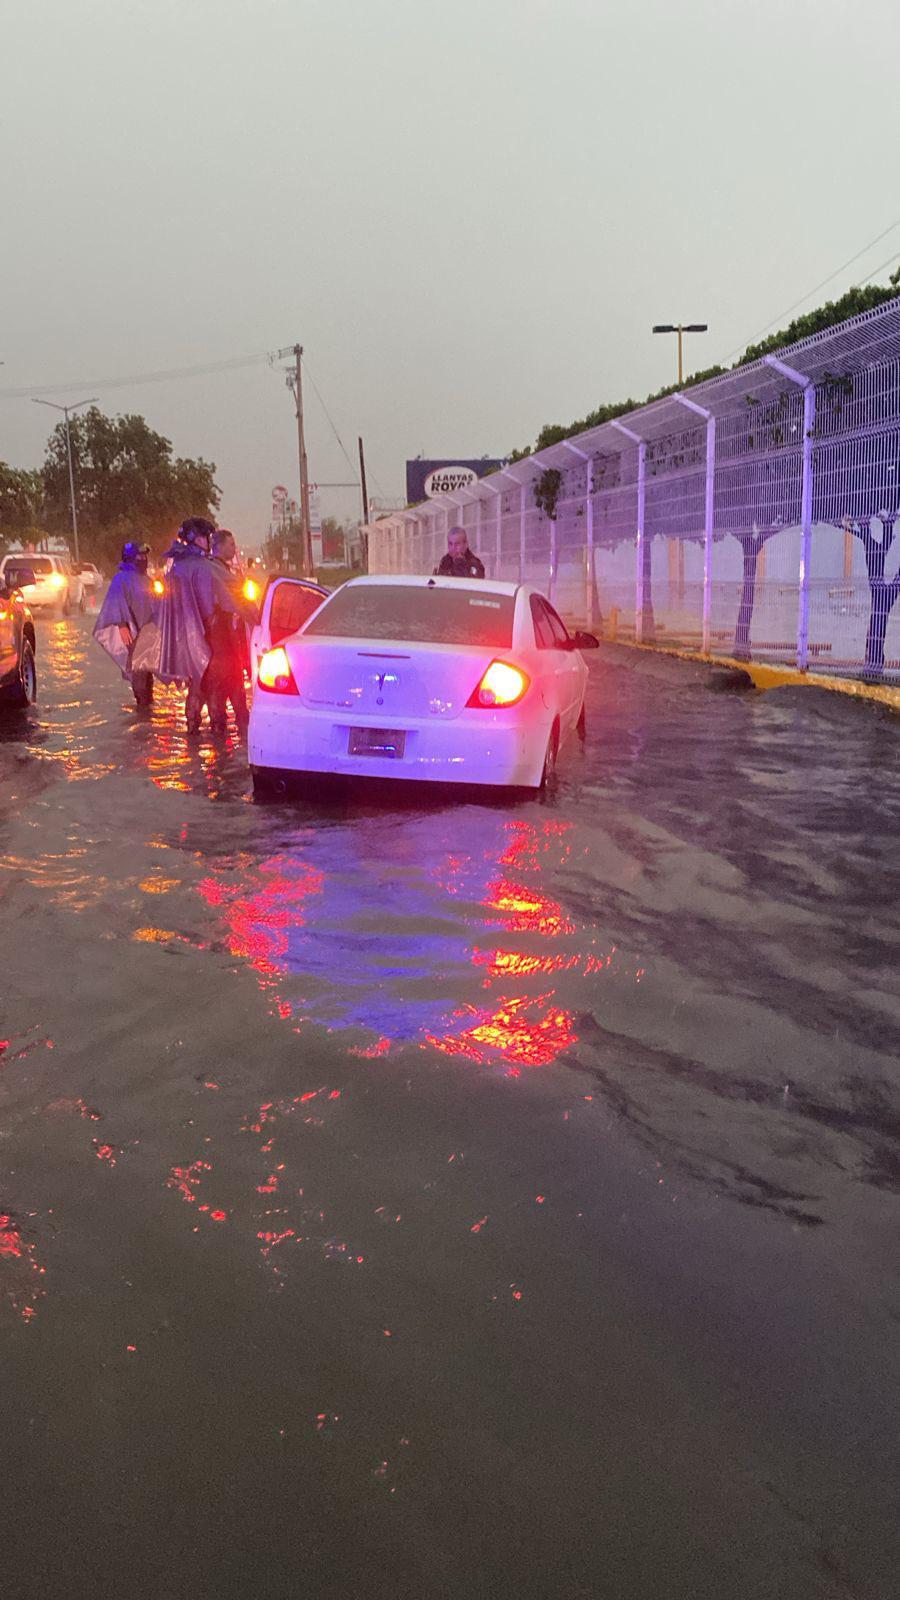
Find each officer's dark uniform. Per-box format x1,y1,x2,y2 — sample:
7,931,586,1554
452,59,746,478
434,550,485,579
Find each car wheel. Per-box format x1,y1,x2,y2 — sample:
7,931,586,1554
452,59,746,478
252,767,280,802
78,591,87,615
539,723,559,790
2,640,37,709
62,592,71,617
576,701,587,740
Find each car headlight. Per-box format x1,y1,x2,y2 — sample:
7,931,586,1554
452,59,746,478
49,571,67,590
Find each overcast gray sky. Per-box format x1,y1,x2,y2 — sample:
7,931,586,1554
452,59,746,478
2,0,898,545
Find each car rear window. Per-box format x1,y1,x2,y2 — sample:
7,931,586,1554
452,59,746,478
304,584,515,648
7,556,53,575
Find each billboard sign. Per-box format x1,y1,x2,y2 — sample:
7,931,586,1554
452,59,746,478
406,458,503,506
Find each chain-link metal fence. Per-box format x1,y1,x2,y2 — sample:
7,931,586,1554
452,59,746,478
365,298,900,682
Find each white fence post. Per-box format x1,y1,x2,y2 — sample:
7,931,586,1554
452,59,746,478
797,384,816,671
763,355,815,671
612,421,646,643
561,440,592,623
675,394,716,654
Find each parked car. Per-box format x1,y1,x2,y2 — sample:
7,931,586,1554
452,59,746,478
75,561,104,597
0,553,85,616
248,574,598,797
0,560,38,708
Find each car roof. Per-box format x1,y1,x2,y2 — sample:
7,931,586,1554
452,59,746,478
341,573,522,598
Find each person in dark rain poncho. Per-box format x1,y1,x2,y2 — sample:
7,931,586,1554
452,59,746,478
92,539,160,706
157,517,216,732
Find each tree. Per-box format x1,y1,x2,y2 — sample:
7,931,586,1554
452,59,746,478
0,463,44,545
41,406,219,564
839,513,900,681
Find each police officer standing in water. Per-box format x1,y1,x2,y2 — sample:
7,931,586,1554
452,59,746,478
434,525,485,579
203,528,258,734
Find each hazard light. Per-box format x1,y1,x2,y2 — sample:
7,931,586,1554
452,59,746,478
467,661,529,708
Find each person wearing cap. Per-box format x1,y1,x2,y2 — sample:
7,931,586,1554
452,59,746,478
157,517,217,732
92,538,160,707
434,526,485,579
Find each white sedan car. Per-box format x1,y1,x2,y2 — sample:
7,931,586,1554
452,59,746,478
248,574,597,797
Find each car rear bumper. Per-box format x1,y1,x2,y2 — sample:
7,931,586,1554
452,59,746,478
248,701,551,788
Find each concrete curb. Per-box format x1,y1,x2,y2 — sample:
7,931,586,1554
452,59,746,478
614,639,900,712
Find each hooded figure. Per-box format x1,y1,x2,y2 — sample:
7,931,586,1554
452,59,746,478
93,540,160,706
157,518,215,689
158,517,253,733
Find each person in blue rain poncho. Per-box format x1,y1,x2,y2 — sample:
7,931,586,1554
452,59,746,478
92,539,160,707
157,516,256,734
157,517,214,731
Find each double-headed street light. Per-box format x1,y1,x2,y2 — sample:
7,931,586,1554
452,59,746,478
31,396,98,564
652,323,708,386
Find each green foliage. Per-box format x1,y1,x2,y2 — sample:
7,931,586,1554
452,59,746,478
0,463,44,539
533,468,563,521
40,406,219,565
739,282,900,364
506,274,900,461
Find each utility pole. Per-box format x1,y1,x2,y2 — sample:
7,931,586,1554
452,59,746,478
272,344,313,576
31,395,97,564
292,345,313,578
358,436,369,525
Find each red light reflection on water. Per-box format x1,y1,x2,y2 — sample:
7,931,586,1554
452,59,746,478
482,878,574,939
196,857,324,984
427,991,577,1069
0,1211,47,1322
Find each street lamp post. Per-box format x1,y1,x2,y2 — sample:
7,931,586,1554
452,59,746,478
31,396,98,564
652,323,708,386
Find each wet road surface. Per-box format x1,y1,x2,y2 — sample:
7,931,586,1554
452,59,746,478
1,613,899,1599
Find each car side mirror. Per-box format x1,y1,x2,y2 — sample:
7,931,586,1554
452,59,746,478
3,566,35,591
572,630,600,650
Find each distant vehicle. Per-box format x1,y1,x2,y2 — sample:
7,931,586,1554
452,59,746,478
0,560,38,708
248,574,598,798
75,561,104,596
0,553,85,616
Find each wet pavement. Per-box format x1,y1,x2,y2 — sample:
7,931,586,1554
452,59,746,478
1,612,899,1599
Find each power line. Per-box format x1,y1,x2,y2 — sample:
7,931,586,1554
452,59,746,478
304,362,359,482
303,360,392,504
723,215,900,364
0,348,275,401
857,249,900,288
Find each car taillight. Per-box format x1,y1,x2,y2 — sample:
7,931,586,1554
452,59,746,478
467,660,530,708
257,646,299,695
152,578,165,597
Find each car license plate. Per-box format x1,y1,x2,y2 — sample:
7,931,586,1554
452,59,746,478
348,727,406,759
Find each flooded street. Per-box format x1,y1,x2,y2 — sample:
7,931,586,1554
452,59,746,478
2,613,899,1599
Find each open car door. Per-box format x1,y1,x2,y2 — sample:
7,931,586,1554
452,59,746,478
250,577,329,684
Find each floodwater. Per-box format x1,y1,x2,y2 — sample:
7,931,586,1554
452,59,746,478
1,613,899,1599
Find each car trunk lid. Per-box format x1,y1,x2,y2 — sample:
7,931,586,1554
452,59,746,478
282,638,496,721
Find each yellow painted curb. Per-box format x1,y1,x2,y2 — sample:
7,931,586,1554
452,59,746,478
618,640,900,712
